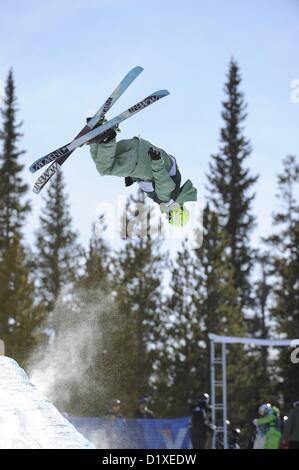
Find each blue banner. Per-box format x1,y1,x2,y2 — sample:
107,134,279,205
68,416,191,449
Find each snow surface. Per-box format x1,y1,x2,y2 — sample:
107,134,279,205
0,356,94,449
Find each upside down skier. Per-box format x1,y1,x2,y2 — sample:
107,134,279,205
88,124,197,226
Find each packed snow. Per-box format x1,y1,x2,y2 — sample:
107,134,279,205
0,356,94,449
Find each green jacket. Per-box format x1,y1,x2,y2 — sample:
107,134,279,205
90,137,197,206
283,406,299,442
256,407,281,433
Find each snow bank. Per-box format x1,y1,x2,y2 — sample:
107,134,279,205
0,356,94,449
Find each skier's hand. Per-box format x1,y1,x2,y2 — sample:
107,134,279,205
87,128,117,145
125,176,134,187
101,128,117,143
85,117,117,145
148,147,161,160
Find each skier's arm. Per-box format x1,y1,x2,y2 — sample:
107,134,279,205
90,136,138,177
148,148,176,202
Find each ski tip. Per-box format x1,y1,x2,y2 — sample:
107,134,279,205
152,89,170,97
133,66,144,73
129,66,144,78
29,164,36,173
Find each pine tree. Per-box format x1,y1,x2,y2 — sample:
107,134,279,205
266,155,299,405
0,240,45,363
162,240,205,417
193,205,258,443
194,205,245,338
207,59,258,309
82,216,111,289
35,169,82,313
251,254,271,375
112,191,167,416
155,205,250,421
40,216,119,416
75,217,114,414
0,69,44,364
0,69,30,247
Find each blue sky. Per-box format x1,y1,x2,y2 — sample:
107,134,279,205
0,0,298,252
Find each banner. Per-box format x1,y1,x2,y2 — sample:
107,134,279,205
68,416,191,449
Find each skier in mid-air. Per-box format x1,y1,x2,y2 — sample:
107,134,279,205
88,124,197,226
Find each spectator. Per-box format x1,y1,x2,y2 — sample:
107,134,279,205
248,422,257,449
104,399,126,448
134,395,155,419
281,400,299,449
253,403,281,449
106,399,123,419
229,425,241,449
189,392,213,449
216,419,241,449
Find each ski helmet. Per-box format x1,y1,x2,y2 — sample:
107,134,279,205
111,399,121,407
198,393,210,405
169,206,190,227
258,403,272,416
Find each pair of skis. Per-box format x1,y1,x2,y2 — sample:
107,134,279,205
29,66,169,194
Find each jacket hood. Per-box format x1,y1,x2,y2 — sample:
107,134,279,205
175,179,197,206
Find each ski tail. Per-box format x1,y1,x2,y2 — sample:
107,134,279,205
33,160,61,194
29,66,144,174
86,66,143,130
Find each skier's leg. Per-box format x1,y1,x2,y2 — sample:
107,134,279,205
264,429,281,449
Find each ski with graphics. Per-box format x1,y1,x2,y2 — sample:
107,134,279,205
29,66,145,193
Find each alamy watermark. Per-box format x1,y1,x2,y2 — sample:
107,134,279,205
94,195,204,249
290,79,299,104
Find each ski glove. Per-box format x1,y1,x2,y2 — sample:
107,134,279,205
100,128,117,143
148,147,161,160
85,117,117,145
87,128,117,145
125,176,134,187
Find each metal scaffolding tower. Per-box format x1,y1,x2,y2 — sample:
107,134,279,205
210,336,228,449
209,333,297,449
